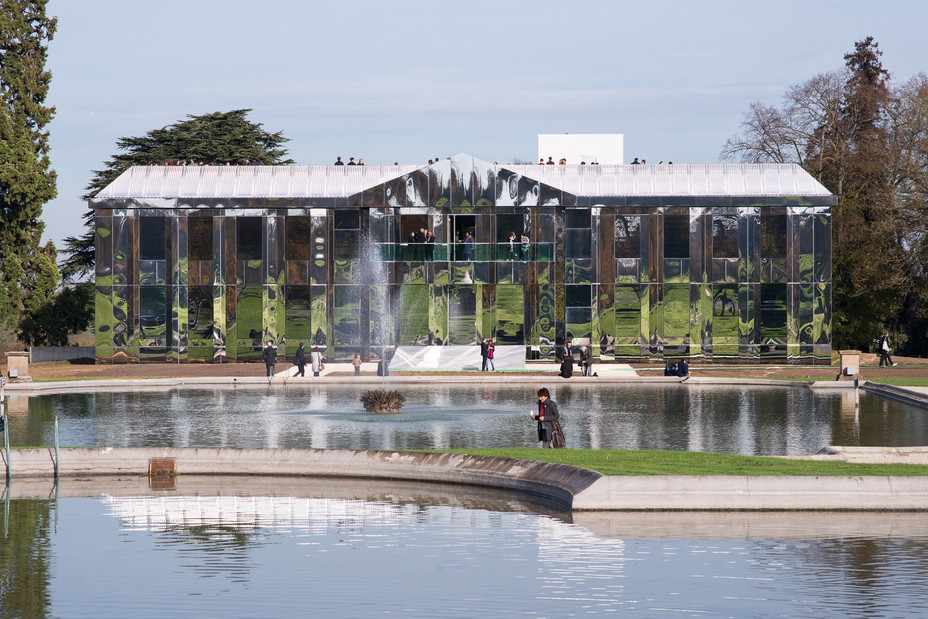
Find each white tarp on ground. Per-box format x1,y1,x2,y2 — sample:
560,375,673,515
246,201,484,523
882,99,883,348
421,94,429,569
389,345,526,371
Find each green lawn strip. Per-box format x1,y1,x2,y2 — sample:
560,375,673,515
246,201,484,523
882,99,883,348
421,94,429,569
434,448,928,476
866,377,928,387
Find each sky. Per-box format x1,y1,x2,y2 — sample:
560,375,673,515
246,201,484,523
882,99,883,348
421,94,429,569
41,0,928,251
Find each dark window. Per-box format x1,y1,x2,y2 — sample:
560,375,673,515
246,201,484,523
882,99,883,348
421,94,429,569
140,217,166,260
188,217,213,261
712,215,738,258
761,212,787,258
237,217,262,261
566,284,591,307
663,212,689,259
334,208,360,230
565,229,591,260
615,216,640,258
286,216,312,260
566,208,591,229
334,230,360,260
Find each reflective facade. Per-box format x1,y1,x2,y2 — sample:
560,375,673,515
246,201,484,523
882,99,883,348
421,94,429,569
92,154,834,363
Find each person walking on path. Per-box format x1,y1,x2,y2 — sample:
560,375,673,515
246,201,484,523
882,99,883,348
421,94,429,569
480,338,489,371
262,340,278,378
353,353,362,376
294,342,306,377
879,330,898,367
531,387,561,448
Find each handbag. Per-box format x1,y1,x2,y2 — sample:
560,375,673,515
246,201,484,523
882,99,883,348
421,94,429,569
552,420,566,449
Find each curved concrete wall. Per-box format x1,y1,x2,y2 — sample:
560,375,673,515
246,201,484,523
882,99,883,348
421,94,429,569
6,447,928,511
3,447,602,510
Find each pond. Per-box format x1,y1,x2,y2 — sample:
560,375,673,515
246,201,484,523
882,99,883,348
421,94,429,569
4,483,928,617
4,382,928,616
5,383,927,455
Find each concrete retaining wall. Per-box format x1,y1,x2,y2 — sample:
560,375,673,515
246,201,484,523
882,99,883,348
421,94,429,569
5,447,928,511
3,447,602,510
572,475,928,511
30,346,95,363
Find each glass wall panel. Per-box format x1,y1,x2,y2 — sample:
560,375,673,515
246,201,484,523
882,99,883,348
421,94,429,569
187,285,213,348
448,285,477,344
234,285,264,360
399,285,429,345
286,216,312,260
760,283,788,357
712,214,738,258
712,284,738,357
615,215,640,258
285,285,312,343
333,285,361,347
139,286,168,347
495,285,524,344
188,216,213,261
662,284,689,340
369,284,396,349
310,285,328,348
566,307,592,341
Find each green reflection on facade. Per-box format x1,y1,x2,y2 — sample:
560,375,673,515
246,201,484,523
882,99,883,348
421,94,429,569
92,157,833,363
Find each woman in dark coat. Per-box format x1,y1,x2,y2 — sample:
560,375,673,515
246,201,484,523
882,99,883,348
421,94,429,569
531,387,560,448
294,342,306,377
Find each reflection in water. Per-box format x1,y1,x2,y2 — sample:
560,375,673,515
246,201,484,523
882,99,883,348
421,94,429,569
5,494,928,617
10,384,928,455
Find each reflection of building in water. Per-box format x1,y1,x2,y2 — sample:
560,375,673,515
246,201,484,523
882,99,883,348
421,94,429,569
103,495,628,606
92,156,834,364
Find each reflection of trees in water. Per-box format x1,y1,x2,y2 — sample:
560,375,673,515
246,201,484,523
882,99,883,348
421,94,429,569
155,524,265,581
766,537,928,610
0,499,53,618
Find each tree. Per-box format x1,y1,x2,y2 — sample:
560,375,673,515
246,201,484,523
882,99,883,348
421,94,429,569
60,109,293,280
723,37,928,355
18,280,93,346
0,1,57,326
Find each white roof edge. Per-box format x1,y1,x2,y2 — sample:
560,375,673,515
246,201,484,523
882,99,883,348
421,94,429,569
94,161,833,200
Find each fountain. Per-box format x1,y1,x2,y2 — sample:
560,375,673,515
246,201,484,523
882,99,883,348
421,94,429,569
359,389,406,413
361,231,404,411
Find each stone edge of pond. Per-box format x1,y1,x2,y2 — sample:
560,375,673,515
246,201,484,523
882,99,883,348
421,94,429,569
5,447,928,512
4,374,861,394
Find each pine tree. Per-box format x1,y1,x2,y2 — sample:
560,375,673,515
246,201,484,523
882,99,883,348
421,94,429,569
60,109,293,280
0,1,58,326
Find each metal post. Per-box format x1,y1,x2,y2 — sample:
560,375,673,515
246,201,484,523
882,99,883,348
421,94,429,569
54,415,60,480
1,377,8,482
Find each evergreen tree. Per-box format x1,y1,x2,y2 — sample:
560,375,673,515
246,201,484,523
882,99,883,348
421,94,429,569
723,37,928,353
61,109,293,280
0,0,57,326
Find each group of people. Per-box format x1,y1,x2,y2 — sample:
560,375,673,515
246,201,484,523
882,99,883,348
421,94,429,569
538,157,601,165
406,228,437,260
629,158,673,165
333,156,365,166
480,338,496,371
262,341,327,379
506,231,531,260
558,340,595,378
664,359,689,377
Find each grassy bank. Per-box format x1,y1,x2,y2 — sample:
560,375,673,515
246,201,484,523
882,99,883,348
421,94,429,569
440,448,928,476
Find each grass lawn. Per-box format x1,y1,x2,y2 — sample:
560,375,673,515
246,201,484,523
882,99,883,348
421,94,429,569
438,448,928,477
866,377,928,387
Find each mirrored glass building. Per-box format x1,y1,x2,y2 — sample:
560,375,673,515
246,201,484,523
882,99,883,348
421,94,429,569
92,154,834,364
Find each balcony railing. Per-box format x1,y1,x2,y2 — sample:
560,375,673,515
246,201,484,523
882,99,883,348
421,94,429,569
375,242,554,262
